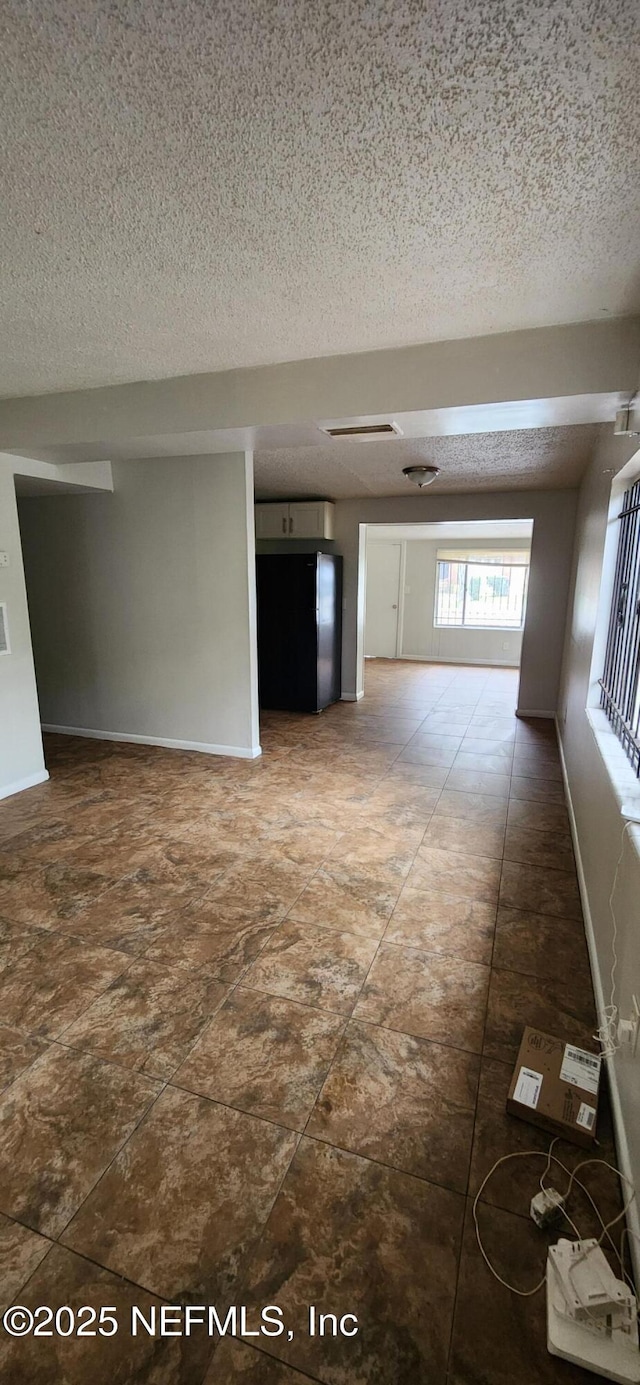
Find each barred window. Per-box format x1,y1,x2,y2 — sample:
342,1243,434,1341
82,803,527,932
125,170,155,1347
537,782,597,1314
600,478,640,776
434,555,529,630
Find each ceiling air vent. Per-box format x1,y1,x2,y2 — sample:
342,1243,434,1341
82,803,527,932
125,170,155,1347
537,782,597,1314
0,604,10,656
321,421,403,439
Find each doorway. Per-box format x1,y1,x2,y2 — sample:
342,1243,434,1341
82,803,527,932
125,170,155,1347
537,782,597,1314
362,519,533,695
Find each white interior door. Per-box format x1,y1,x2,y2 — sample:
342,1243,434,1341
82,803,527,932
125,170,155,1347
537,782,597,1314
365,542,401,657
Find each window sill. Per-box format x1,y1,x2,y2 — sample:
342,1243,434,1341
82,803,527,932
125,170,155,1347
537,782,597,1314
434,625,524,633
585,705,640,836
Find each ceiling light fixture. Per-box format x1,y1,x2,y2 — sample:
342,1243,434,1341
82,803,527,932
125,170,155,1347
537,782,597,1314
402,465,440,488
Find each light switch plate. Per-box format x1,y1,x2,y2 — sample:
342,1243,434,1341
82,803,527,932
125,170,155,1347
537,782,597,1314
0,552,9,567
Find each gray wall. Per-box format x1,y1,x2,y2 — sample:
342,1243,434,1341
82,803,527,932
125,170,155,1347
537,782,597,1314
557,430,640,1270
18,453,260,756
335,490,577,712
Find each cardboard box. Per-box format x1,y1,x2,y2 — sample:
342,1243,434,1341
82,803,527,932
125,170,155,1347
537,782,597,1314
507,1028,601,1148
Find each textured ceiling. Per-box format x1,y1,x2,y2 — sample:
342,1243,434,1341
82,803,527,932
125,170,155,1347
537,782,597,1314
254,423,604,497
2,0,640,398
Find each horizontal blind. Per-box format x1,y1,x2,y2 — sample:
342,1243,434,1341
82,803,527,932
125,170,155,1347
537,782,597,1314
435,548,529,565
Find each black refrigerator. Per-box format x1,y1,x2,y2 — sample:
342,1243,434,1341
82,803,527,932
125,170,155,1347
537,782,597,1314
256,553,343,712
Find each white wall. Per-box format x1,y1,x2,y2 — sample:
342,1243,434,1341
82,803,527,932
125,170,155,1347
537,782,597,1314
557,430,640,1277
0,458,47,798
0,317,636,451
335,491,577,712
17,452,260,758
366,536,529,667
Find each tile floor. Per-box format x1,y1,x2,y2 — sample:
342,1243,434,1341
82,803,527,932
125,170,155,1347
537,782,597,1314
0,660,624,1383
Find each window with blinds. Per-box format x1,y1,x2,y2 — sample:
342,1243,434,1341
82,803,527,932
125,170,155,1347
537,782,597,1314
599,478,640,776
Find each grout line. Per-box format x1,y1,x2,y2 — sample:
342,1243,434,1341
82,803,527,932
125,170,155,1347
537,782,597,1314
4,669,576,1358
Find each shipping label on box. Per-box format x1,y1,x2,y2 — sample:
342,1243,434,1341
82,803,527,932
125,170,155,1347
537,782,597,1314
506,1028,601,1148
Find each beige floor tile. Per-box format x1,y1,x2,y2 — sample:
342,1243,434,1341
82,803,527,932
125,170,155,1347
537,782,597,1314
483,966,597,1064
433,789,508,827
354,942,490,1052
0,1243,211,1382
398,744,459,768
326,826,424,876
0,934,131,1039
241,1138,464,1385
0,862,113,928
499,859,581,919
204,1340,315,1383
55,870,196,953
0,1045,160,1237
453,750,514,775
509,774,567,804
289,864,403,939
385,885,495,963
0,1025,49,1093
308,1019,478,1189
506,797,570,834
0,1212,50,1312
0,664,598,1384
449,1201,584,1385
61,961,230,1079
422,813,505,859
243,919,378,1014
503,822,575,872
0,918,49,973
492,905,590,982
445,767,511,798
408,844,501,903
62,1087,297,1302
175,986,343,1129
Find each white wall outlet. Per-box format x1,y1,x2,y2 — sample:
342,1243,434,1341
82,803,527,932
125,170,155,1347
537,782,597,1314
0,551,9,567
617,996,640,1056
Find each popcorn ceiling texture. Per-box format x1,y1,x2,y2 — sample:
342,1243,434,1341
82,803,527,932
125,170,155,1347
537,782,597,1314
1,0,639,398
254,423,604,497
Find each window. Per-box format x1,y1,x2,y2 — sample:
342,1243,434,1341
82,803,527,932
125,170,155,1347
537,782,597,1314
600,478,640,777
434,551,529,630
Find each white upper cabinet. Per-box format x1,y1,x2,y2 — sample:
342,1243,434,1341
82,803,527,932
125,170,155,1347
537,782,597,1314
255,503,290,539
288,501,334,539
255,501,334,540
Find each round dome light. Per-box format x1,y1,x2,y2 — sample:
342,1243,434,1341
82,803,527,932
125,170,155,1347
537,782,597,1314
402,465,440,488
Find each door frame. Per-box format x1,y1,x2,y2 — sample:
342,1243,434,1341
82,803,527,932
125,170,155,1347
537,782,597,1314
355,518,535,702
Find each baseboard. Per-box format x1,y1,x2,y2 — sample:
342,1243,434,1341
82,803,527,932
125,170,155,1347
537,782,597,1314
341,692,364,702
397,654,521,668
516,709,556,719
41,725,262,760
556,720,640,1287
0,768,50,801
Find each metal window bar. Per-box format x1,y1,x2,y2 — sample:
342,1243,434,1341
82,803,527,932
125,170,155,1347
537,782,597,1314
435,560,528,629
599,478,640,776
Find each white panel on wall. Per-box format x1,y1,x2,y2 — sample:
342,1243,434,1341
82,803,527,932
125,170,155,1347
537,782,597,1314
0,603,9,655
365,542,401,656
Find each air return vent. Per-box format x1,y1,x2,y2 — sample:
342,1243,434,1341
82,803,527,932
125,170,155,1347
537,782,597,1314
0,604,10,656
321,421,403,439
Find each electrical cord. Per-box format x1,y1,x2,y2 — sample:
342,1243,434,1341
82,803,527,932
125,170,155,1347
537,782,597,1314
473,1143,637,1302
596,819,635,1058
